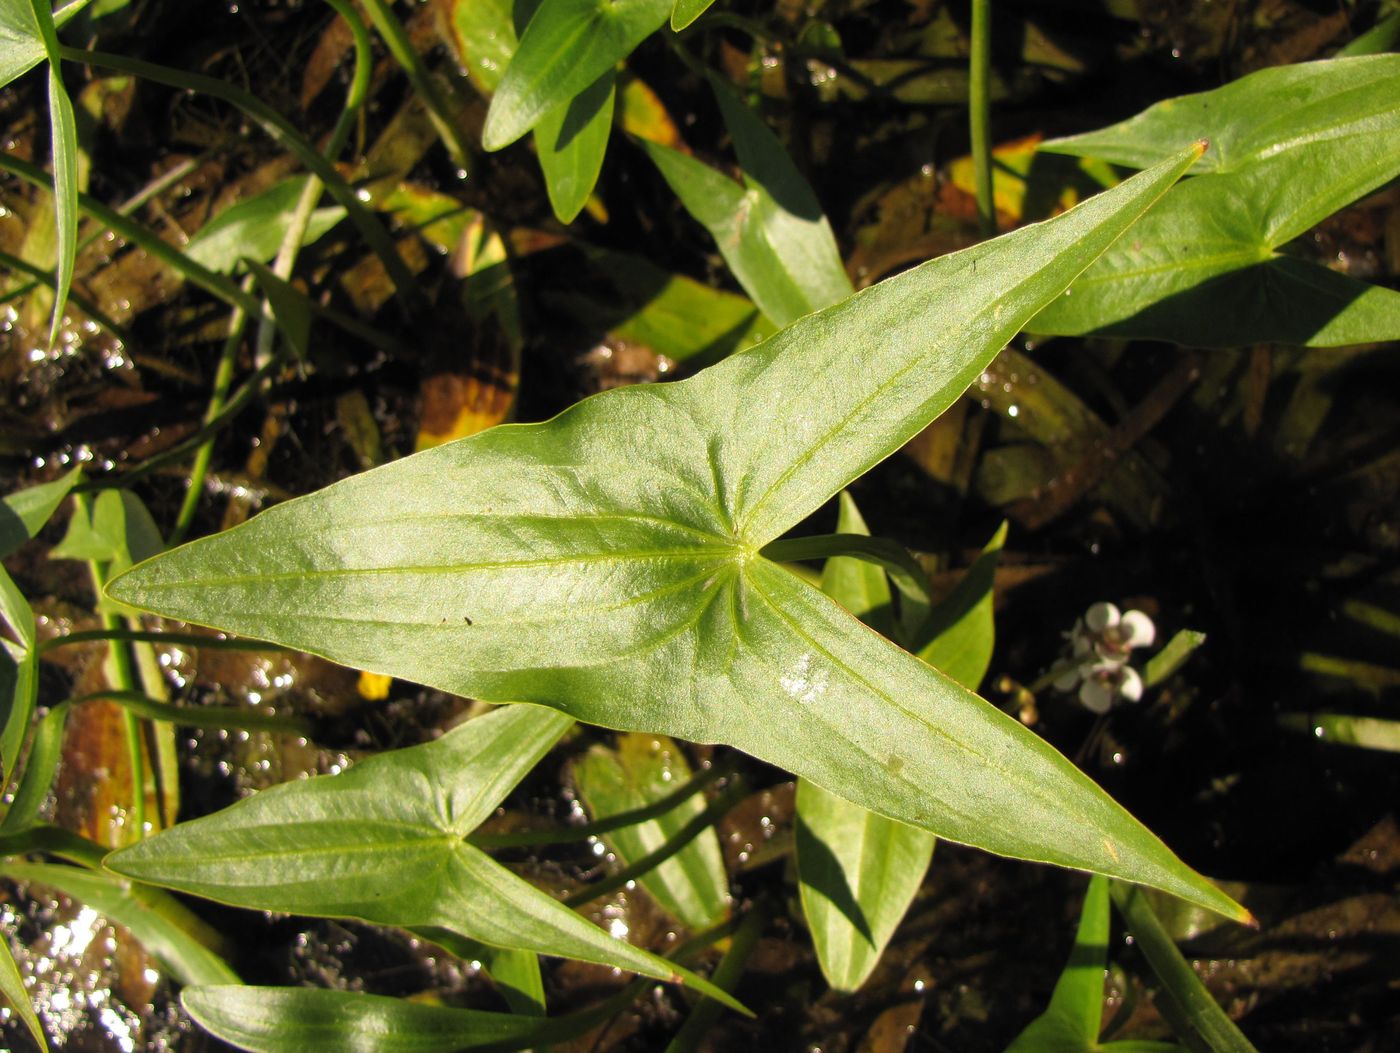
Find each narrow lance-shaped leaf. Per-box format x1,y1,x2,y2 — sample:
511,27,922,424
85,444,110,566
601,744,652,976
573,733,730,930
1032,56,1400,348
534,68,615,224
106,705,743,1009
1005,875,1181,1053
481,0,670,150
111,146,1247,921
641,75,852,327
182,984,624,1053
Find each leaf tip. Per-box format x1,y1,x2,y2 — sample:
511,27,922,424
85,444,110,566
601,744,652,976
1193,137,1210,158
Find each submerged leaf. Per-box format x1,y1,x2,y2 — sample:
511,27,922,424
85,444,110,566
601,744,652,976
110,148,1246,920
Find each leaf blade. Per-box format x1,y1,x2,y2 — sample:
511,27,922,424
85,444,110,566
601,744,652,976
534,68,615,223
481,0,669,150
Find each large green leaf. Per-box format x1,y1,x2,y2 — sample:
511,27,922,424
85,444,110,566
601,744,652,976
0,861,239,988
109,147,1247,921
106,705,741,1007
535,68,615,223
0,466,81,559
182,984,617,1053
641,75,852,327
1005,876,1180,1053
481,0,670,150
573,732,730,929
1033,56,1400,347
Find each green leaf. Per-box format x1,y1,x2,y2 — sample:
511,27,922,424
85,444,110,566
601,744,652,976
573,733,730,929
641,76,852,327
105,706,742,1008
1143,630,1206,689
109,147,1247,921
0,640,38,787
0,466,81,559
1110,882,1259,1053
1005,876,1181,1052
0,565,35,652
534,68,615,223
670,0,715,31
1033,57,1400,348
913,521,1005,685
410,930,546,1015
797,498,1001,992
450,0,518,96
1042,56,1400,174
0,916,46,1051
244,257,312,361
0,861,239,987
1278,713,1400,753
182,984,617,1053
0,701,69,833
481,0,670,150
184,176,346,274
42,62,76,349
0,0,90,89
50,488,163,569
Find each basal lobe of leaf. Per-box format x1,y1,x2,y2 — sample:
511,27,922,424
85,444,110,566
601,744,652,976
110,147,1249,921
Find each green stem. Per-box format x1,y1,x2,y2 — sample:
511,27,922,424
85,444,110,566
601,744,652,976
760,532,932,611
562,778,747,909
61,45,429,318
0,824,108,869
469,762,729,849
85,552,145,843
67,690,311,736
39,628,286,655
665,901,767,1052
1110,881,1259,1053
170,279,251,546
357,0,473,170
969,0,996,237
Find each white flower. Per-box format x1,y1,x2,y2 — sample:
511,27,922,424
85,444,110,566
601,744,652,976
1053,602,1156,713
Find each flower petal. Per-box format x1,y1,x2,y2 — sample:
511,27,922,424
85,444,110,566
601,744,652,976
1079,677,1116,714
1085,601,1120,633
1119,610,1156,649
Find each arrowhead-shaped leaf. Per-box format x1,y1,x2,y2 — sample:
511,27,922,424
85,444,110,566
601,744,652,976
0,465,81,559
1033,56,1400,347
105,705,740,1006
109,146,1246,922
